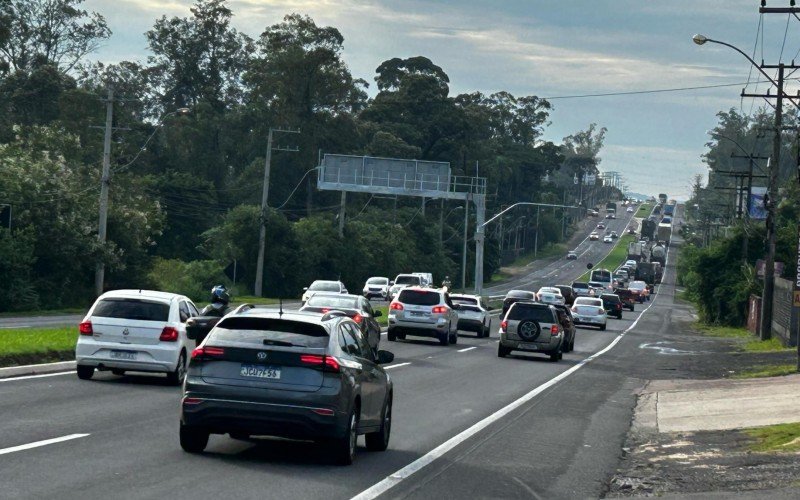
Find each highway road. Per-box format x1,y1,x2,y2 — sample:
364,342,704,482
0,203,674,499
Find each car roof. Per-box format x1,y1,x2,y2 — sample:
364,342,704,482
305,292,361,300
236,308,345,327
450,293,479,300
506,290,534,298
98,289,186,303
601,293,620,299
399,286,440,293
311,280,341,285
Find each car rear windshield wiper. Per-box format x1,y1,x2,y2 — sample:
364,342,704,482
262,339,297,347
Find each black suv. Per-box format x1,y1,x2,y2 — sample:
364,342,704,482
502,290,536,316
181,309,395,465
600,293,623,319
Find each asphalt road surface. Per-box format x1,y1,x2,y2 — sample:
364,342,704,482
0,203,676,500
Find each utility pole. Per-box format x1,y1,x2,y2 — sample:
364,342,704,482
338,191,347,237
95,86,114,297
534,206,541,258
461,197,469,290
254,127,300,297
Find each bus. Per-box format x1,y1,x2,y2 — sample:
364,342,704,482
589,268,613,290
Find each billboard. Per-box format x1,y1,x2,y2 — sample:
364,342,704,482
749,187,767,220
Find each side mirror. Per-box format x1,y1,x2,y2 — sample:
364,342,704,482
303,287,308,291
377,350,395,365
389,281,394,286
373,310,382,318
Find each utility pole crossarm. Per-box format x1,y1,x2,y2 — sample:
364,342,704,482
481,202,582,228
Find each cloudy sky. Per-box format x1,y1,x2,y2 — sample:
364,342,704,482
84,0,800,199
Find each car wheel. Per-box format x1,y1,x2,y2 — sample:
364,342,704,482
517,320,541,342
179,423,209,453
497,343,510,357
387,329,397,342
365,395,392,452
449,330,458,345
331,406,358,465
166,351,187,386
438,332,450,346
396,332,406,340
76,365,94,380
569,337,575,352
600,324,607,331
549,349,561,362
630,305,635,311
483,325,491,338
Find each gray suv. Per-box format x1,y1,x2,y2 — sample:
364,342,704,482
498,302,564,361
387,287,459,345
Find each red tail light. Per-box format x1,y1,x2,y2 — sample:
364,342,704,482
191,346,224,360
321,308,331,314
159,326,179,342
79,321,93,335
431,305,448,314
550,325,560,335
300,354,341,373
352,313,363,324
616,304,622,310
390,302,404,311
500,320,508,331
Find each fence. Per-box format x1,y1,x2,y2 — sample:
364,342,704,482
772,277,799,347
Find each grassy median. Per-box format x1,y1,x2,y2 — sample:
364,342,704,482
0,326,78,367
577,233,637,282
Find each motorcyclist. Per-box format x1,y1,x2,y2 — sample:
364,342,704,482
200,285,232,317
441,275,452,292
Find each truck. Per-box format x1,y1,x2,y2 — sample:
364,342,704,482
627,241,645,262
637,262,658,286
663,203,675,217
640,219,657,241
650,243,666,266
657,223,672,246
658,193,668,204
605,202,616,216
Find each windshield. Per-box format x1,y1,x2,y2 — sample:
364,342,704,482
367,278,387,285
572,282,589,290
590,270,611,282
210,317,329,348
305,296,359,309
92,298,170,322
574,298,603,307
395,275,421,285
309,281,340,291
629,282,646,290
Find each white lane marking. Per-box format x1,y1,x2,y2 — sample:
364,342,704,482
384,363,411,370
0,371,75,383
0,325,31,329
351,254,667,500
0,434,89,456
457,347,477,353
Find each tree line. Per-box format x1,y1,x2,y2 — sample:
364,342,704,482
0,0,611,310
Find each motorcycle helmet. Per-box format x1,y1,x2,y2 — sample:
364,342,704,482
211,285,230,305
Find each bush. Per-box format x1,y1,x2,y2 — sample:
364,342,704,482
147,258,228,302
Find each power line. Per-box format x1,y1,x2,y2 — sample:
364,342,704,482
540,80,788,100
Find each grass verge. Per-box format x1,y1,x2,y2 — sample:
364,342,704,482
577,233,636,282
693,322,792,353
0,307,86,318
733,364,798,379
375,305,388,327
636,203,653,217
0,326,77,367
745,422,800,452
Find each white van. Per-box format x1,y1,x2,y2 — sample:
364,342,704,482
589,268,614,291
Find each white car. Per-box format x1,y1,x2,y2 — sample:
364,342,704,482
412,272,434,287
450,293,491,337
603,235,613,243
624,260,638,272
75,290,200,383
302,280,348,302
626,207,634,213
571,297,608,330
362,276,390,300
537,287,565,305
589,232,600,241
388,274,424,301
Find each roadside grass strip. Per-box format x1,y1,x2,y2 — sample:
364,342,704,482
375,305,389,327
733,364,798,379
694,322,792,353
745,422,800,452
0,326,77,367
577,233,637,282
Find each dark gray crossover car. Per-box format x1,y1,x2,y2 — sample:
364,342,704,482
180,309,395,465
498,302,564,361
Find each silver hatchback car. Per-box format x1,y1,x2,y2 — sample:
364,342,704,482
387,287,459,346
498,302,564,361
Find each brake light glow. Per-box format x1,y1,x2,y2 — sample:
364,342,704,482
312,408,335,416
352,313,363,324
300,354,341,372
390,302,404,311
182,397,203,405
500,320,508,331
159,326,179,342
321,308,331,314
550,324,560,335
431,305,448,314
79,321,93,335
191,346,225,359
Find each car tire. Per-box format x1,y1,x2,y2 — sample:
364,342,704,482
331,406,358,465
179,423,209,453
549,349,561,362
438,331,450,346
449,330,458,345
397,332,406,340
517,320,541,342
76,365,94,380
483,325,491,338
497,343,511,357
387,329,397,342
166,351,187,386
365,395,392,452
569,337,575,352
600,324,607,331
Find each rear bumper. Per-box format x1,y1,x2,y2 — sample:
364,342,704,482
75,340,182,373
500,332,562,353
457,318,484,331
573,316,607,326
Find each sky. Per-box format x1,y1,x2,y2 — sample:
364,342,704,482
83,0,800,200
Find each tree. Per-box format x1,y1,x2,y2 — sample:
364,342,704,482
0,0,110,73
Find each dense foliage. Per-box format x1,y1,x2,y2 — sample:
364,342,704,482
0,0,612,310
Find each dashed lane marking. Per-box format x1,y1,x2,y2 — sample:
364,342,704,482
457,347,477,353
0,434,89,456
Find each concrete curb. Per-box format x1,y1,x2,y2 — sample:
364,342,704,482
0,360,76,379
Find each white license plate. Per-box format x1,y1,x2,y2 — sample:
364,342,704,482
517,343,538,350
110,350,136,360
409,311,428,317
240,364,281,379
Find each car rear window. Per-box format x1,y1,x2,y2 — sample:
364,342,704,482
507,304,554,322
395,275,421,285
306,296,358,309
602,294,621,303
210,317,329,348
398,289,440,305
309,281,340,291
506,290,534,299
572,282,589,290
575,298,603,307
92,298,170,321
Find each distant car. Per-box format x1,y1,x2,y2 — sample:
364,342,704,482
600,293,623,319
498,302,564,361
571,297,608,330
589,232,600,241
552,304,576,352
628,281,650,302
300,293,382,355
624,260,638,272
302,280,348,303
605,214,613,219
597,223,606,229
362,276,390,300
613,269,629,285
388,274,424,301
588,210,599,217
603,235,613,243
613,288,637,311
180,309,395,464
626,207,634,213
387,287,459,345
411,272,434,287
537,287,565,306
450,294,491,338
588,281,607,295
627,227,636,234
610,231,618,239
554,285,576,306
571,282,594,298
75,289,200,383
566,251,578,260
502,290,536,316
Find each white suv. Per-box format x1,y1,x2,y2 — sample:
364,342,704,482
75,290,199,384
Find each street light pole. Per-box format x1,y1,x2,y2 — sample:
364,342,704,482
95,86,114,297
